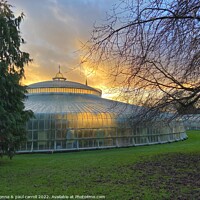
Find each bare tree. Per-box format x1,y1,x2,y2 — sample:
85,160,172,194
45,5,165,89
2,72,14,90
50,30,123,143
83,0,200,121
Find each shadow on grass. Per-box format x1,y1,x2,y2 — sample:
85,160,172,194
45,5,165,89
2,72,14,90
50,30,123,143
117,152,200,199
0,158,12,167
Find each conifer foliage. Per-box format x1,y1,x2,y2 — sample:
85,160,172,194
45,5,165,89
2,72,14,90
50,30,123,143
0,0,32,159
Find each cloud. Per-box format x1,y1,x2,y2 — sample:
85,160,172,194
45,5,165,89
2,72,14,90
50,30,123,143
9,0,117,90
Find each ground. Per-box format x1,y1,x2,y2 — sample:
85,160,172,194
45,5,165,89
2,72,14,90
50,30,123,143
0,130,199,200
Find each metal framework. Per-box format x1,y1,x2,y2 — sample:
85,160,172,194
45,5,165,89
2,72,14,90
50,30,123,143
19,69,187,153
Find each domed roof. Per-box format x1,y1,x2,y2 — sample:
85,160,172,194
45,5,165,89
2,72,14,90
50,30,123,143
27,66,102,96
25,66,137,116
24,93,137,116
28,80,100,91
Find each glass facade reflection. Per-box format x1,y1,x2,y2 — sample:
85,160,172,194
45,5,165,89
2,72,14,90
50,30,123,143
28,87,101,96
182,114,200,130
19,71,187,152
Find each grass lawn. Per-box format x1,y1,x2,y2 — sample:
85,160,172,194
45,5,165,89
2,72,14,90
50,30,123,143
0,130,200,200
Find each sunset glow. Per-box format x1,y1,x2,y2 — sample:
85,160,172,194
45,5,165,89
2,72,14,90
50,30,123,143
10,0,116,98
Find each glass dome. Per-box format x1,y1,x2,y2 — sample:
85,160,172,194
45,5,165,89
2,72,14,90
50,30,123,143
19,68,187,152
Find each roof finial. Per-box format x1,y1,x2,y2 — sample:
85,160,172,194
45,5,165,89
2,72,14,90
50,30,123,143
52,65,66,81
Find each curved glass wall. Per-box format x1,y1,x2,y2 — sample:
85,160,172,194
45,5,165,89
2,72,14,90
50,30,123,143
182,114,200,130
19,71,187,153
20,93,187,153
27,87,101,96
20,112,186,152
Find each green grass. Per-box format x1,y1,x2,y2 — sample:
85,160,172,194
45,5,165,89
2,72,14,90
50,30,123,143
0,130,200,200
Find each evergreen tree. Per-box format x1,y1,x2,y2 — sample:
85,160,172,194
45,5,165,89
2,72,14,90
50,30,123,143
0,0,33,159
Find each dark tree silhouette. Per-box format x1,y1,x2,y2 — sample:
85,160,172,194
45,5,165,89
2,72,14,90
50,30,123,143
0,0,33,159
83,0,200,121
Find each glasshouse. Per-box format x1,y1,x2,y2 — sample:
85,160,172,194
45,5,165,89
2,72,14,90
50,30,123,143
182,114,200,130
19,68,187,152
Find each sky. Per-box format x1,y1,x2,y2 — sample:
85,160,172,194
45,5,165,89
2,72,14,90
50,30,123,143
9,0,118,97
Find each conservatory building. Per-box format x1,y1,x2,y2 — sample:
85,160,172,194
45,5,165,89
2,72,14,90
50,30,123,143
19,68,187,152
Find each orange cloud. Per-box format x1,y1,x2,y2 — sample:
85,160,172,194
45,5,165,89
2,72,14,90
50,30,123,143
10,0,117,100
